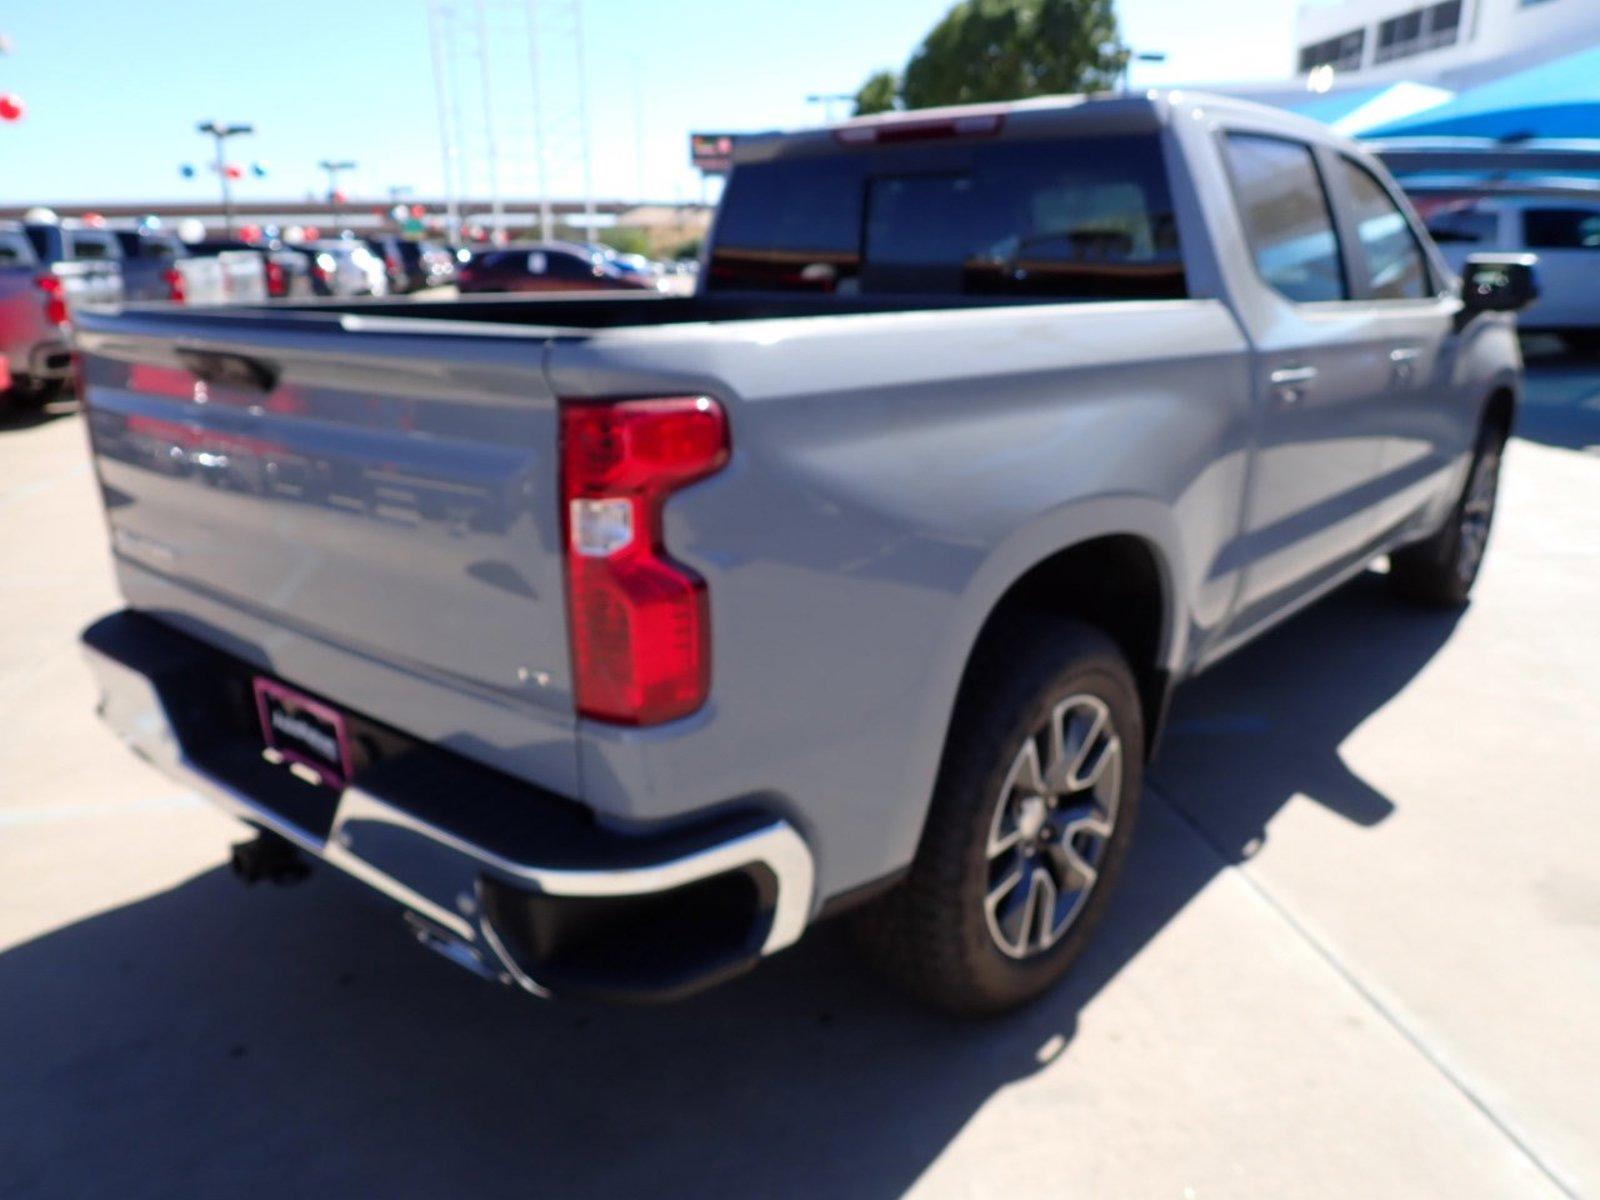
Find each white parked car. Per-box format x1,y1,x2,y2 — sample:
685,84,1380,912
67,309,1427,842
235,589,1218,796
305,240,389,298
1426,195,1600,355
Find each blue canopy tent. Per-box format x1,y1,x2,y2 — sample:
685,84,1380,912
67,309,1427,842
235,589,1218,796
1288,81,1454,134
1363,44,1600,139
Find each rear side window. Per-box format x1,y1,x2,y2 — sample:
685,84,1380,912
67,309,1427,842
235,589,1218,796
1522,208,1600,250
1426,205,1498,244
24,224,61,262
68,232,120,261
547,252,596,280
710,133,1186,301
1338,158,1431,299
1223,134,1345,303
710,155,865,293
0,232,34,267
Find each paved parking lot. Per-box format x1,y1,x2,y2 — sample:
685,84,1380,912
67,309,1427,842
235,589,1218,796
2,346,1597,1199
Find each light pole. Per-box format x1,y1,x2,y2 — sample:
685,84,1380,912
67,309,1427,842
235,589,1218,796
1120,50,1167,93
318,158,358,220
806,92,855,123
197,120,254,235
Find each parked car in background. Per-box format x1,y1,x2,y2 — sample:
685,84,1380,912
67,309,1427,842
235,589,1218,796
400,239,456,291
25,220,124,269
454,242,650,292
363,236,457,293
590,244,662,289
190,239,314,301
75,93,1533,1013
113,230,189,302
361,237,409,295
302,239,388,297
1,220,121,413
1425,194,1600,355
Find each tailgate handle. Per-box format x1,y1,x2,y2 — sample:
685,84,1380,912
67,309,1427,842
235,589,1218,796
175,348,279,393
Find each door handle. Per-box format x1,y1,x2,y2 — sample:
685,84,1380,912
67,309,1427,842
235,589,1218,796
1268,365,1318,405
1389,345,1422,384
1269,366,1319,385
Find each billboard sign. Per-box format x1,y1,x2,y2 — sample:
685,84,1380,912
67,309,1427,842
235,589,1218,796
690,133,738,175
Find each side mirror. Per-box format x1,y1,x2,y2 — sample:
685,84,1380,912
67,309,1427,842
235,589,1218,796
1460,253,1539,317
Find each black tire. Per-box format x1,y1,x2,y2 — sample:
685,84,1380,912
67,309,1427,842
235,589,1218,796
856,619,1143,1015
1389,420,1506,607
1,377,60,414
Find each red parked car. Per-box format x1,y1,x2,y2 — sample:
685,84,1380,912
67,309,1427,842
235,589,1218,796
454,242,651,293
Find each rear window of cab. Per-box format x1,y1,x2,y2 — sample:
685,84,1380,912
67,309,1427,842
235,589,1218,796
709,133,1186,302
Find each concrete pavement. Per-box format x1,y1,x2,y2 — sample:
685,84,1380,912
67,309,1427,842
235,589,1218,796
0,352,1595,1199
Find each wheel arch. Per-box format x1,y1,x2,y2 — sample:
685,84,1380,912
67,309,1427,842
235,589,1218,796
944,529,1182,767
1481,383,1516,443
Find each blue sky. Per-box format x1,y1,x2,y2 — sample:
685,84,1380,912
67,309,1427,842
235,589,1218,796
0,0,1296,207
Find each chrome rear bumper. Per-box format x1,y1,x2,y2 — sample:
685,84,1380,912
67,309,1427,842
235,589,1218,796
82,610,814,1001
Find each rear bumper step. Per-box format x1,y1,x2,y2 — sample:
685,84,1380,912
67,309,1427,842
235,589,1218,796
81,610,814,1002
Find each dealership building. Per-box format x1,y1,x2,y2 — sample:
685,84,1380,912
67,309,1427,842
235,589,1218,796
1295,0,1600,88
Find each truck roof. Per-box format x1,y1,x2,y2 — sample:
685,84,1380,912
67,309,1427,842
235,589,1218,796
734,89,1359,165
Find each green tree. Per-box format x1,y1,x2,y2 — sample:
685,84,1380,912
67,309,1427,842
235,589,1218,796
894,0,1125,110
597,226,651,257
853,69,902,116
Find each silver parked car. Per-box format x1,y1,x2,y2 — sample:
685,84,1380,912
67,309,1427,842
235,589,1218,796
303,239,388,297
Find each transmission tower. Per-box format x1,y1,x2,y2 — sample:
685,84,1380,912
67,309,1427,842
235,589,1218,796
427,0,594,243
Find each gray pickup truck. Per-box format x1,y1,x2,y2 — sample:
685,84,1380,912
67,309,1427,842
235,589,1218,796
0,220,122,413
75,92,1533,1013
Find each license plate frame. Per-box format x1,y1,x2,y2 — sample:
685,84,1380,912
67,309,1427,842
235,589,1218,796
253,676,353,790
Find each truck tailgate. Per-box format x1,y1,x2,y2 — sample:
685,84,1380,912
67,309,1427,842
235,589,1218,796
75,309,580,795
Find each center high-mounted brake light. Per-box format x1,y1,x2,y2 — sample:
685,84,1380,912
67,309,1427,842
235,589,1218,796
834,112,1005,145
561,396,730,725
35,273,68,326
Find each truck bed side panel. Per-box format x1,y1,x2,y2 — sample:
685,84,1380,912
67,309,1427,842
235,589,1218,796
546,300,1252,903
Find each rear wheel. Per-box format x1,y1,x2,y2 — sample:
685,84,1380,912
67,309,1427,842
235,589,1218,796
1390,421,1506,607
856,621,1143,1015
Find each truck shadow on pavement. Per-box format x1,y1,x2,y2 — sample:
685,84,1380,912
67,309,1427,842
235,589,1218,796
0,395,79,432
0,574,1461,1200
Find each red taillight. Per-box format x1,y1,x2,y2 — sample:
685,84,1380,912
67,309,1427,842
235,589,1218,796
560,396,730,725
162,267,187,303
36,274,68,326
265,260,287,297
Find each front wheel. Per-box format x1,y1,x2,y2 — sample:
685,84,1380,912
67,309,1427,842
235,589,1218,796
856,621,1143,1015
1390,423,1505,607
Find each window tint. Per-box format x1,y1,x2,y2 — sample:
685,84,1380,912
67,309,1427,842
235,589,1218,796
547,251,596,279
68,232,119,261
1338,158,1430,299
0,232,34,266
23,224,61,262
710,154,865,293
1426,205,1498,244
1522,208,1600,250
116,233,180,262
1223,134,1345,303
710,133,1185,301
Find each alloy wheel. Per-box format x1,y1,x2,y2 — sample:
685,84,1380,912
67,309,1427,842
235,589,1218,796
984,693,1122,959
